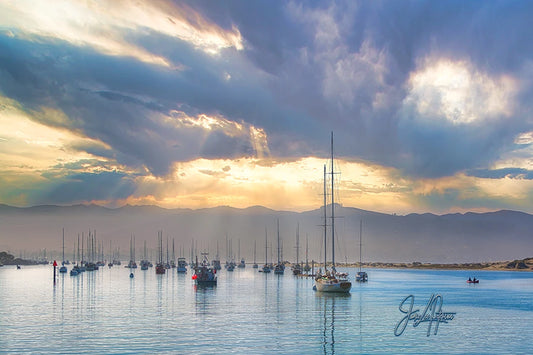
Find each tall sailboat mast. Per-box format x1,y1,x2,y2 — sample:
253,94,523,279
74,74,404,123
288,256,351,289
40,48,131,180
277,219,280,264
323,164,327,271
359,219,363,273
296,223,300,265
265,227,268,264
62,228,65,262
330,131,336,271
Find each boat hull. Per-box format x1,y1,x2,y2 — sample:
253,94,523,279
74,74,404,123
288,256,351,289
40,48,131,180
196,279,217,286
314,279,352,293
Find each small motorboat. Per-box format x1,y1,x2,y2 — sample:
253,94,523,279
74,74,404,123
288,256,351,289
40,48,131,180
467,278,479,284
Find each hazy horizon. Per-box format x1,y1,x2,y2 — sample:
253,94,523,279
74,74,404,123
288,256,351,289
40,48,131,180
2,203,532,265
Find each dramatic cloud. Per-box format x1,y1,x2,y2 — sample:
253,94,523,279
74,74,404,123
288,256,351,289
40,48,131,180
1,0,533,214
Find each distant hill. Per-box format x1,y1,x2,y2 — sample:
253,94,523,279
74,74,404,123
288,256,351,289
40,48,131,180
0,204,532,263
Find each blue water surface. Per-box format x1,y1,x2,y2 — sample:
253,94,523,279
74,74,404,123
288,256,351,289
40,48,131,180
0,265,531,354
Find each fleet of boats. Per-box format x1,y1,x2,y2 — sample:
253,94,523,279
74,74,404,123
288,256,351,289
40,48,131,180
23,134,373,293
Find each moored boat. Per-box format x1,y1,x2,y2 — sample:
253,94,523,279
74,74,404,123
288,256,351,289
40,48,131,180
155,230,166,275
59,228,68,273
314,133,351,293
355,220,368,283
193,253,217,286
261,228,271,273
273,219,284,275
177,257,187,273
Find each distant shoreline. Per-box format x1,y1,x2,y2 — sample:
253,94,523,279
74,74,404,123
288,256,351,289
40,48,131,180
295,257,533,271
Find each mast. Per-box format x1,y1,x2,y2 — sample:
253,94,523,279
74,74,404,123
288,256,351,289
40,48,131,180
62,228,65,262
296,223,300,265
330,131,336,270
306,234,309,267
323,164,327,271
277,219,281,264
265,227,268,264
359,219,363,273
254,240,257,264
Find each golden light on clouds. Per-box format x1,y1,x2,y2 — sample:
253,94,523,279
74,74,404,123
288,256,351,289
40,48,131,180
120,157,415,213
0,97,89,170
0,0,243,67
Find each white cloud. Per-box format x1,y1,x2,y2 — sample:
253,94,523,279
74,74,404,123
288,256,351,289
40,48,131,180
404,58,518,125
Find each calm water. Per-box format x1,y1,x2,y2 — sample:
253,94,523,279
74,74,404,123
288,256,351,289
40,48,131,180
1,265,532,354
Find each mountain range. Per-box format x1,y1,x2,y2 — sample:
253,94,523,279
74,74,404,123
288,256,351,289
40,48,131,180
1,204,532,263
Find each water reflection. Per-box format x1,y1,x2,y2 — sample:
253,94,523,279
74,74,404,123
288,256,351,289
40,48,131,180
194,283,216,316
317,293,350,355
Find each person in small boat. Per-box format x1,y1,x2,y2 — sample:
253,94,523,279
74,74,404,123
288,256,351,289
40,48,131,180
468,277,472,282
473,277,477,282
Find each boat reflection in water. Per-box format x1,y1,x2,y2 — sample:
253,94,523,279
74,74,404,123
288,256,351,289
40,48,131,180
317,293,350,355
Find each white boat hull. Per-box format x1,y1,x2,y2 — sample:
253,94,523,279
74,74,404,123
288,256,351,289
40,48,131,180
314,278,351,293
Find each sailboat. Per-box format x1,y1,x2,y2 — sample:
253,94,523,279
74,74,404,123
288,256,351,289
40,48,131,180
238,239,245,268
155,230,166,274
225,236,235,271
107,240,113,268
70,233,79,276
303,235,311,273
261,227,271,273
212,241,221,270
292,223,302,275
140,240,149,270
274,219,285,274
126,235,137,269
59,228,68,273
78,233,86,272
355,220,368,282
253,240,258,268
314,133,352,293
171,239,176,268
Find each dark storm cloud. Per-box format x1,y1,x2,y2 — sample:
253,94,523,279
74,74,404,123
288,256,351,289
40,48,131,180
2,0,533,182
183,0,533,177
0,34,267,175
39,171,136,205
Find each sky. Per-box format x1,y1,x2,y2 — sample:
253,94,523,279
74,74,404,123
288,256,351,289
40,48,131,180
1,0,533,215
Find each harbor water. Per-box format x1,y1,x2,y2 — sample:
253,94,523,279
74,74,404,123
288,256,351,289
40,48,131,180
1,265,532,354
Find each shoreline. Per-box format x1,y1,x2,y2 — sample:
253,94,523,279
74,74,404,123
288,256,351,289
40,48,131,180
293,257,533,272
